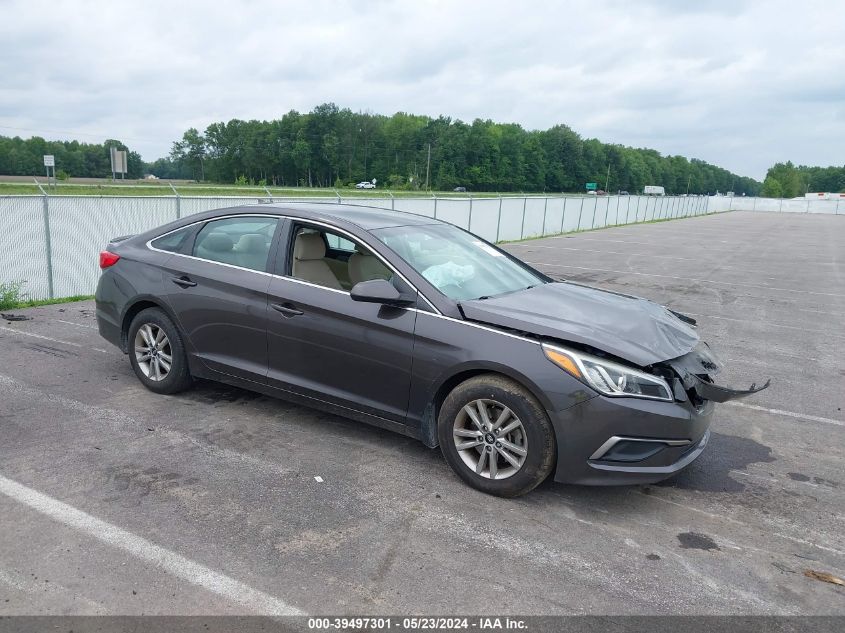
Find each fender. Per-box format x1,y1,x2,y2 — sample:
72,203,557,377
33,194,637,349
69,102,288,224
416,359,561,449
119,293,196,355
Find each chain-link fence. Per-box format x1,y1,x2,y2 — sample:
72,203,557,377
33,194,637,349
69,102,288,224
0,192,839,301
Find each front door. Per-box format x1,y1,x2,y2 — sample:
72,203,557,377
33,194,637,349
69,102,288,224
265,223,417,423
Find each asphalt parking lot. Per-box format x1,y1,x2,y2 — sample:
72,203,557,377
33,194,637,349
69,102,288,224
0,210,842,615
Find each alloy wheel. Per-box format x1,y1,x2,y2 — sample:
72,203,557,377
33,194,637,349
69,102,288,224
452,399,528,480
134,323,173,382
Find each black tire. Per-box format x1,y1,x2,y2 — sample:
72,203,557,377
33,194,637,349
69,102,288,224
437,374,556,497
127,307,193,395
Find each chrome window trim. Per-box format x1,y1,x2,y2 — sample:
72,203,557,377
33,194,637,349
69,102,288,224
147,214,280,276
150,249,277,278
416,310,542,346
145,212,441,314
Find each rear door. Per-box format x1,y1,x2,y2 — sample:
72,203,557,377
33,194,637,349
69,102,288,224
157,214,282,381
265,221,418,423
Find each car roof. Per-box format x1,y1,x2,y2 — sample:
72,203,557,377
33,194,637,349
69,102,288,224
246,202,444,231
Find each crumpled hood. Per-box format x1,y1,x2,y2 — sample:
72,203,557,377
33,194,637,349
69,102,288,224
459,281,700,367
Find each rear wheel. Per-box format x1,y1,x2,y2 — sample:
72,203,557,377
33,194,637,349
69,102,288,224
438,374,556,497
128,308,192,394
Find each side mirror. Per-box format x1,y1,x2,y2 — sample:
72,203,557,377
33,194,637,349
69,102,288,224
350,279,414,306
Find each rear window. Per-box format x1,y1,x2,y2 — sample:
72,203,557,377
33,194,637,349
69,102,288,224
150,226,193,253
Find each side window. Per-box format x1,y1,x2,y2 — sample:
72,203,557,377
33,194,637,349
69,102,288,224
193,217,278,272
290,225,392,291
325,233,357,252
150,226,193,253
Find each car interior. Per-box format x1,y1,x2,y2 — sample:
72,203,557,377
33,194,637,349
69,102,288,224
291,226,392,291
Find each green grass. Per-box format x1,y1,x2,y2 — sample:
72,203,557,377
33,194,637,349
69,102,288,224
0,280,93,311
13,294,95,309
0,281,26,311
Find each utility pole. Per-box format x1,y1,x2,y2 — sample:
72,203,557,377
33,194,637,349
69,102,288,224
425,143,431,191
686,174,691,195
605,163,611,192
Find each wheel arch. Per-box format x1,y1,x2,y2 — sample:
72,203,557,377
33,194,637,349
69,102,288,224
119,296,183,353
419,361,555,449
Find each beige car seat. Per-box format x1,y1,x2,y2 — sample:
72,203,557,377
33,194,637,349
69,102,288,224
234,233,269,271
196,233,236,265
292,233,342,290
348,251,392,285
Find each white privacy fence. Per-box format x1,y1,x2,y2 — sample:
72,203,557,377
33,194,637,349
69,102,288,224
707,195,844,214
0,192,839,301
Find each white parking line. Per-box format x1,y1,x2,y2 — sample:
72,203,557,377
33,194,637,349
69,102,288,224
551,236,747,249
633,490,844,556
57,319,98,330
550,235,842,258
0,325,109,353
507,243,840,271
723,401,845,428
680,312,845,339
0,474,304,615
0,373,295,479
525,261,845,298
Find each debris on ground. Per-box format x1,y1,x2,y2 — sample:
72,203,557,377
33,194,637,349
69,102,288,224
804,570,845,586
1,313,32,322
314,476,324,483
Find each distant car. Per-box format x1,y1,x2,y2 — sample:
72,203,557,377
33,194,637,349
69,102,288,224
454,187,467,193
587,191,597,196
596,190,608,196
355,182,376,189
618,191,630,196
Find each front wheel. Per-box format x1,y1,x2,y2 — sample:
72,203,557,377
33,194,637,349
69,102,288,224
438,374,556,497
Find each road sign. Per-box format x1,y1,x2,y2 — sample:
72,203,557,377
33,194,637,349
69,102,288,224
110,147,127,178
43,155,55,167
585,182,597,191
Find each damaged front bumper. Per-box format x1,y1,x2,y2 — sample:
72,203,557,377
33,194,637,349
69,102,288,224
666,342,770,404
549,341,769,486
550,392,714,486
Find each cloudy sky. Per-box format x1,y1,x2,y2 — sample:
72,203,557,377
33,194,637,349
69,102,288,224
2,0,843,179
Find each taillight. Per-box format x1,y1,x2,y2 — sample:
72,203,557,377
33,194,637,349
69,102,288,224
99,251,121,269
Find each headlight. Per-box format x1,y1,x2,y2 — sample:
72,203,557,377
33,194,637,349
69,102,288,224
542,343,673,402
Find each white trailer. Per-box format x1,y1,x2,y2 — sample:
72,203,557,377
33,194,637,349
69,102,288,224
643,185,665,196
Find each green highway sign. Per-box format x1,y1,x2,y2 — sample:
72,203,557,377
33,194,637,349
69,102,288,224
585,182,597,190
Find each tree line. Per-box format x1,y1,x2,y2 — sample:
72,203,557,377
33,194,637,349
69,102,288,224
760,162,845,198
0,135,144,179
23,103,845,197
157,103,761,195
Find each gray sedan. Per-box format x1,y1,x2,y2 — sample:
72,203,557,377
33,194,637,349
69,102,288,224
95,203,767,497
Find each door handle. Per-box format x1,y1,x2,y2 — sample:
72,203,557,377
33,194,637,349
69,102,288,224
271,302,304,317
171,276,197,288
